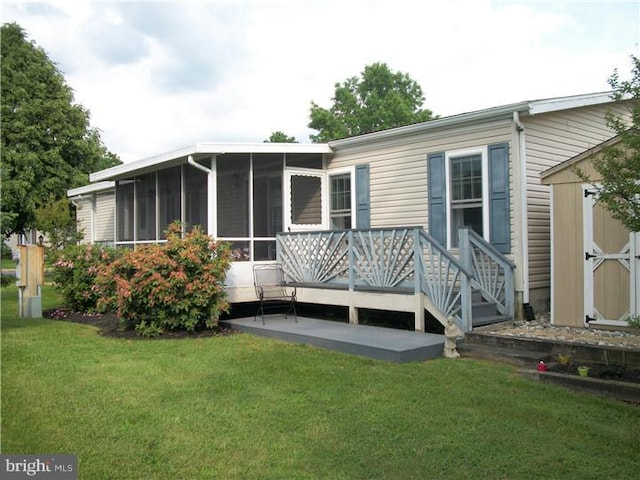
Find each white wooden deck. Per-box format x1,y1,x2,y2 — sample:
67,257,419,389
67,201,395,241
220,315,445,363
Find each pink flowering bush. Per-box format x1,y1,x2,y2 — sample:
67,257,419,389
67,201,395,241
50,244,122,312
95,223,232,336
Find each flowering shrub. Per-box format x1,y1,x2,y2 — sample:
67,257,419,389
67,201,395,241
50,244,122,312
95,223,232,336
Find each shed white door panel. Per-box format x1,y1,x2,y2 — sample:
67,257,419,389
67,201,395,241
583,186,639,326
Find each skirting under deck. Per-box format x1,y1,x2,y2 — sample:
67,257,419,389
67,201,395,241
220,316,445,363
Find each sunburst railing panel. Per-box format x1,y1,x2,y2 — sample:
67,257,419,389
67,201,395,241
458,227,515,320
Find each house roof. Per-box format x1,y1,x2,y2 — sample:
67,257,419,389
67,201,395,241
86,91,616,184
329,91,615,149
89,142,333,182
540,135,621,184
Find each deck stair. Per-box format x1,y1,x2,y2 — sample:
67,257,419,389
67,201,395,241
471,290,511,328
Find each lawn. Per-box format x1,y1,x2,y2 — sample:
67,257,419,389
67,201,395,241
2,285,639,479
1,257,17,269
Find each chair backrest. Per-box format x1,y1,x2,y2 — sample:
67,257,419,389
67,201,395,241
253,264,287,298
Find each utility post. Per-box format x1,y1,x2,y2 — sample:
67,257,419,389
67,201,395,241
16,244,45,318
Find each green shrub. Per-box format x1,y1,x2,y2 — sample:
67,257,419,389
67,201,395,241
50,244,122,312
96,223,232,335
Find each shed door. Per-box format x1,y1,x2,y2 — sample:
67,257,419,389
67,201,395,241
583,186,639,326
284,169,328,232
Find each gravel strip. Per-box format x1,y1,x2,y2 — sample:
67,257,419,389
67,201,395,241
480,313,640,350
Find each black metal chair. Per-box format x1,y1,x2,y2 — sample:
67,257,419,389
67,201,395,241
252,264,297,324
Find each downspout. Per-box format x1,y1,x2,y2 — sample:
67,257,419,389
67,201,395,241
187,154,212,174
513,111,531,313
187,155,214,235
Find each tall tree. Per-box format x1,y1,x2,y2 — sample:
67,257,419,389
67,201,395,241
582,55,640,232
264,131,298,143
308,62,435,142
1,23,121,235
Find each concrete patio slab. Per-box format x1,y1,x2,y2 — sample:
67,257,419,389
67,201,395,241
221,315,445,363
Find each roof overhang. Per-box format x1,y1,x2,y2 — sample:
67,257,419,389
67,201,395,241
67,181,115,198
329,91,616,150
528,91,614,115
89,142,333,182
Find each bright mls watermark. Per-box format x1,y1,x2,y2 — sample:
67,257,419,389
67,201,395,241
1,455,77,479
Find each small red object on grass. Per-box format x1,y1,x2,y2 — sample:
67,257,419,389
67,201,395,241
537,361,548,372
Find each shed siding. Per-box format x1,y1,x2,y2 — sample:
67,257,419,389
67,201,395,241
95,192,115,243
522,103,624,290
550,182,584,327
328,119,513,235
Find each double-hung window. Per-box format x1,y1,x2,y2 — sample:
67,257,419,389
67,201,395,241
328,165,370,230
445,147,489,248
330,172,352,229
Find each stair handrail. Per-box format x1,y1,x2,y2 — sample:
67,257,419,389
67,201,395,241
416,229,474,332
458,227,515,321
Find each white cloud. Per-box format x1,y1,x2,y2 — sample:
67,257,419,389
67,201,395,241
1,0,637,163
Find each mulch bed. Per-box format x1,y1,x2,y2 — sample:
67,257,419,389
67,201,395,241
43,308,238,339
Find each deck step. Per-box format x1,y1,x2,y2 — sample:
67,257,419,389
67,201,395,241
472,301,498,318
472,314,511,327
469,292,511,327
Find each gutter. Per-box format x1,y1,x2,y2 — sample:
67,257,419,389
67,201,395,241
187,155,212,174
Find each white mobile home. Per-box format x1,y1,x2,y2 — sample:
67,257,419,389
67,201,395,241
69,92,629,331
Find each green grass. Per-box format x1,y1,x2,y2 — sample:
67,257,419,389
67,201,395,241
2,286,639,479
1,257,17,269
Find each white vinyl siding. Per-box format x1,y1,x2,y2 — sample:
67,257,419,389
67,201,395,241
522,103,626,290
75,197,93,244
95,192,115,243
328,119,513,238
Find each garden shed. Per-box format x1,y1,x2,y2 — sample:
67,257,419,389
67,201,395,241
540,136,639,329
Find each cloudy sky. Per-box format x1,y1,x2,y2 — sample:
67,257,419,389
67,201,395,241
1,1,639,163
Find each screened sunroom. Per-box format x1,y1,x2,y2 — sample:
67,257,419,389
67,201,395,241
87,143,343,300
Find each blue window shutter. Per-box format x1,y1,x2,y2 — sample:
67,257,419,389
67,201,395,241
355,164,370,229
427,152,446,246
488,142,511,253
